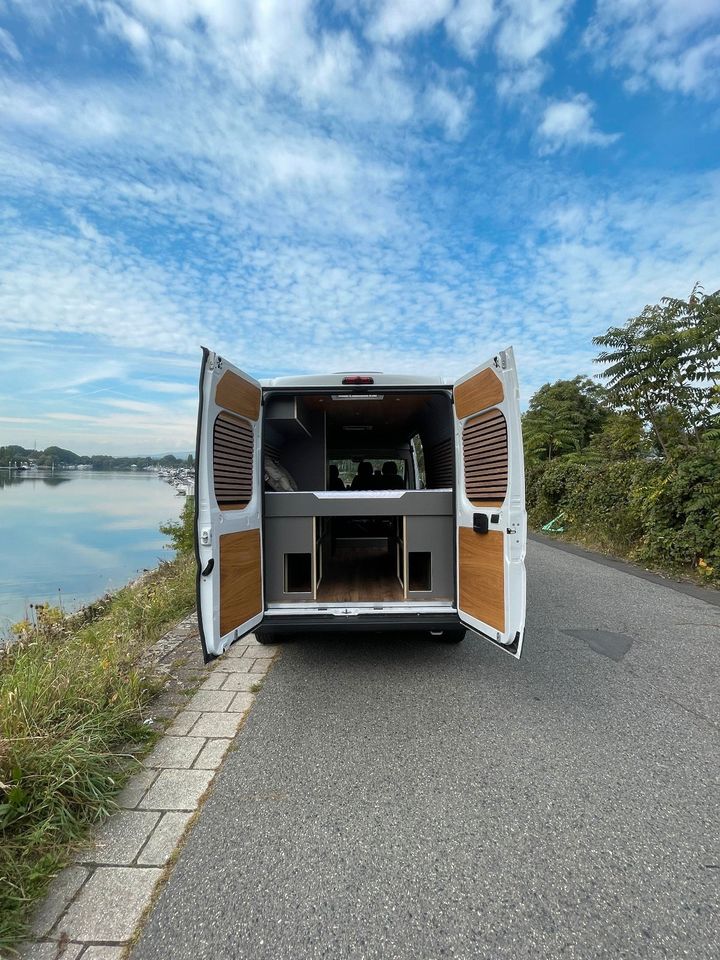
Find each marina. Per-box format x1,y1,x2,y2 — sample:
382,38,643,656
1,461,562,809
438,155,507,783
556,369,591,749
157,466,195,497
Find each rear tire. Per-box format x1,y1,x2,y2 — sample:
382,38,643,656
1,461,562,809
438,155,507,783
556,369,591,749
432,629,466,644
254,630,280,645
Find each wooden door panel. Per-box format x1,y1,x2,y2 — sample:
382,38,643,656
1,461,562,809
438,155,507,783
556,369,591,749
216,369,262,421
458,527,505,633
219,529,262,636
454,368,503,420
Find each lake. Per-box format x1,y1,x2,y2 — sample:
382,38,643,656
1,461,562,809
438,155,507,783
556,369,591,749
0,470,186,634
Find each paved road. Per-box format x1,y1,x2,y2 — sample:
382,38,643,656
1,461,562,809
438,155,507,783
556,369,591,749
131,539,720,960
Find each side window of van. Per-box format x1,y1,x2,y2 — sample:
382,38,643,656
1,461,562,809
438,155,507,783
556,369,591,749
411,434,426,489
213,411,253,509
462,408,508,506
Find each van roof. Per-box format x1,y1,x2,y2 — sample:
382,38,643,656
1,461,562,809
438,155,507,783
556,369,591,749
262,373,451,388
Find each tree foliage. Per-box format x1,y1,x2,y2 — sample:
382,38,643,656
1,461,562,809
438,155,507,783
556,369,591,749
524,283,719,582
0,445,192,469
159,497,195,556
593,284,720,459
522,376,608,462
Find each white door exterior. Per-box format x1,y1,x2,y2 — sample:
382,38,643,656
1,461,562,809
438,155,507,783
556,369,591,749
195,348,264,658
454,347,527,657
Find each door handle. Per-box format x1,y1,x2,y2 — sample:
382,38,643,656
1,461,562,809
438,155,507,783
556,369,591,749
473,514,489,534
201,558,214,577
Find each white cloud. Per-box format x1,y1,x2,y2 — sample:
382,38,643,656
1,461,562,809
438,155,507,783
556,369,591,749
586,0,720,96
445,0,497,58
648,34,720,95
0,416,44,424
0,26,22,61
537,94,620,153
0,77,124,141
367,0,453,44
44,413,102,422
354,0,499,62
131,379,196,394
99,3,150,51
424,79,474,138
0,221,203,353
101,398,166,413
496,61,547,99
109,0,421,126
496,0,574,64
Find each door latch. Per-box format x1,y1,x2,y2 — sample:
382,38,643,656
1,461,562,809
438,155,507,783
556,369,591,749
200,527,211,546
473,513,489,534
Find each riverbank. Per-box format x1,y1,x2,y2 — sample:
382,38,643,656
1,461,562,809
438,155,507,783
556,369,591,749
0,534,196,950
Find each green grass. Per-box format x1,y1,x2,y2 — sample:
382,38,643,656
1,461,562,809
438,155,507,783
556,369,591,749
0,552,196,952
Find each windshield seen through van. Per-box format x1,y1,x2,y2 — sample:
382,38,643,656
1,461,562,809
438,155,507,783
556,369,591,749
328,458,408,491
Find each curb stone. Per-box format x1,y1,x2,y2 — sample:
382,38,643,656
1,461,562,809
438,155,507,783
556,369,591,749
16,616,279,960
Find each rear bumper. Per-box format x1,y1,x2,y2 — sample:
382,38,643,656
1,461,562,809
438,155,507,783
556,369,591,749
258,612,464,634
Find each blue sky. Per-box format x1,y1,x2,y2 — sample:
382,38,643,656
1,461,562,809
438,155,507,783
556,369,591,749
1,0,719,454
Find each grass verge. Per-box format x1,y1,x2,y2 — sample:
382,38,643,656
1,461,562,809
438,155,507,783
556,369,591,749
0,544,195,952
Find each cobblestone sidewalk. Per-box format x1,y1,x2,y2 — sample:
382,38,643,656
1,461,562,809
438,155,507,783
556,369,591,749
17,620,278,960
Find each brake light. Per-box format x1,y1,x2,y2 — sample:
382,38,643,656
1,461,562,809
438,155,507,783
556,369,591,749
342,375,374,385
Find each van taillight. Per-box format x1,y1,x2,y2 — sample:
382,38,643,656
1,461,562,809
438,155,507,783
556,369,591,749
342,375,374,385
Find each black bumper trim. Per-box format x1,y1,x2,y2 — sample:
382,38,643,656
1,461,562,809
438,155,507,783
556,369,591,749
260,612,463,634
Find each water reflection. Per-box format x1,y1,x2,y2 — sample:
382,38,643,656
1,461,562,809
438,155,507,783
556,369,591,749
0,471,184,632
0,473,71,489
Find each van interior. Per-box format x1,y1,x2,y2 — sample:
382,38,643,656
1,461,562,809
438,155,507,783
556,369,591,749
262,391,455,606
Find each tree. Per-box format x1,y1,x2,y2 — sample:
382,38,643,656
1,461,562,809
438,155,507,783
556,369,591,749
522,377,608,462
39,446,82,466
585,411,648,462
593,284,720,458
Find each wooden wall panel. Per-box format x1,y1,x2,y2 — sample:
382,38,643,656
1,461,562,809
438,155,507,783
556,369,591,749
425,436,454,488
458,527,505,633
219,529,262,636
455,367,503,420
216,370,261,421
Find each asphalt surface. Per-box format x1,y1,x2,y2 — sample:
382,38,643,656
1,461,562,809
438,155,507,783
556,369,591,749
131,539,720,960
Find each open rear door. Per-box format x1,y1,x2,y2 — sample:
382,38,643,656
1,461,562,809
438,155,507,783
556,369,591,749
454,347,526,657
195,348,263,658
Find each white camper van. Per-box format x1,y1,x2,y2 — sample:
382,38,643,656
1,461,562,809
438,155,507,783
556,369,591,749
194,348,527,660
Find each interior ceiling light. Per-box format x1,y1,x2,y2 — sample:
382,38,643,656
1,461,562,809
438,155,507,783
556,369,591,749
331,394,384,401
342,425,373,431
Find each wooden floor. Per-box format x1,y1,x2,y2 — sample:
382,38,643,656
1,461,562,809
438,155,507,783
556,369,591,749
317,546,404,602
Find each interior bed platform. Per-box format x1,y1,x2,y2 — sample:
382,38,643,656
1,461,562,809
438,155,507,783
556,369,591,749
264,490,454,606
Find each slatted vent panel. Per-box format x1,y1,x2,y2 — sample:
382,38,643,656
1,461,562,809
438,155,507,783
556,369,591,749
213,411,253,509
462,408,508,505
425,437,454,488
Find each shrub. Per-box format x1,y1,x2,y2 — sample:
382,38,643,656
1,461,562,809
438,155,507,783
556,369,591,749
636,444,720,576
527,450,719,583
159,496,195,557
